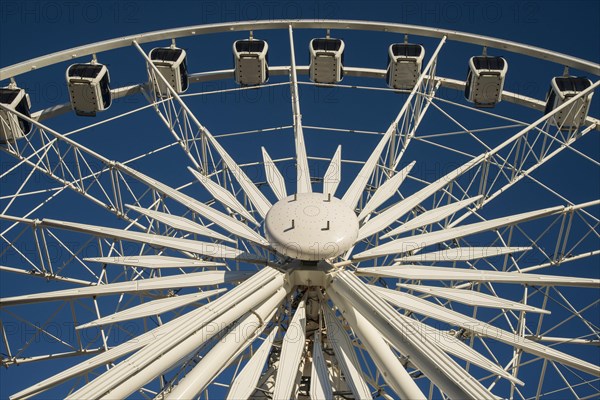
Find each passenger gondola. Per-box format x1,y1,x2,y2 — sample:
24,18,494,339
386,43,425,90
464,56,508,107
309,38,345,84
0,86,32,142
66,63,111,116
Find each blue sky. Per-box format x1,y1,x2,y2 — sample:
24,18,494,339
1,1,599,399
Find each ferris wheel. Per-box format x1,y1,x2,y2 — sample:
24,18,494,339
0,19,599,400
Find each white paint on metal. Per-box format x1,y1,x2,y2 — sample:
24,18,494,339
188,167,260,226
226,327,279,400
323,145,342,197
358,265,600,288
354,206,564,259
357,161,415,220
84,255,225,269
67,268,285,400
76,289,226,330
273,295,307,400
310,331,333,400
0,271,249,306
3,20,599,81
329,270,498,400
396,246,530,262
39,218,244,259
164,288,287,399
380,196,482,239
321,306,374,399
116,163,269,246
135,40,273,219
328,290,427,400
264,193,359,260
262,147,288,201
373,286,600,377
126,204,236,243
288,26,312,194
397,283,549,314
342,37,447,210
357,154,487,242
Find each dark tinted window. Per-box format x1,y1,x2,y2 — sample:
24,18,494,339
150,48,183,62
555,77,592,92
312,39,342,52
100,75,111,108
68,64,103,78
0,89,19,104
391,44,422,57
180,60,189,91
235,40,266,53
472,56,505,71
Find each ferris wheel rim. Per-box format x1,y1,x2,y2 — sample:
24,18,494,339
2,18,600,81
0,17,599,400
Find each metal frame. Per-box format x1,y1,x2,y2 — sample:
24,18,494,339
1,19,599,400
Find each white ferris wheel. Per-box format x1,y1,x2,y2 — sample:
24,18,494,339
0,20,599,400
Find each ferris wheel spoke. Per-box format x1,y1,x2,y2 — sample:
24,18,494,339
428,329,524,385
310,330,334,400
75,288,226,330
356,153,488,242
357,161,415,221
323,145,342,197
261,147,288,200
329,296,427,400
321,303,375,399
163,288,286,399
341,36,447,211
119,163,268,246
9,272,259,400
358,265,600,288
1,215,245,260
357,82,599,248
133,41,272,219
125,204,236,243
288,25,312,194
379,195,482,238
272,293,307,399
372,286,600,377
66,267,285,400
84,255,225,269
354,205,564,260
329,270,497,399
187,167,260,226
396,246,531,262
396,283,549,314
226,326,279,400
0,271,247,307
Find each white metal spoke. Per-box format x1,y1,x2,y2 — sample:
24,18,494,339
288,25,312,194
133,41,272,219
272,293,307,400
261,147,288,200
341,36,447,210
1,19,598,400
323,145,342,197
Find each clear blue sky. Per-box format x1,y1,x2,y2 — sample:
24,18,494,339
1,1,599,399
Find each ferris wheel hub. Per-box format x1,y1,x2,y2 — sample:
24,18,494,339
264,192,359,261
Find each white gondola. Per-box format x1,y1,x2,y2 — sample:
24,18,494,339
386,44,425,90
464,56,508,107
233,39,269,86
309,38,345,84
0,87,32,143
66,63,111,117
545,76,593,128
149,47,189,97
